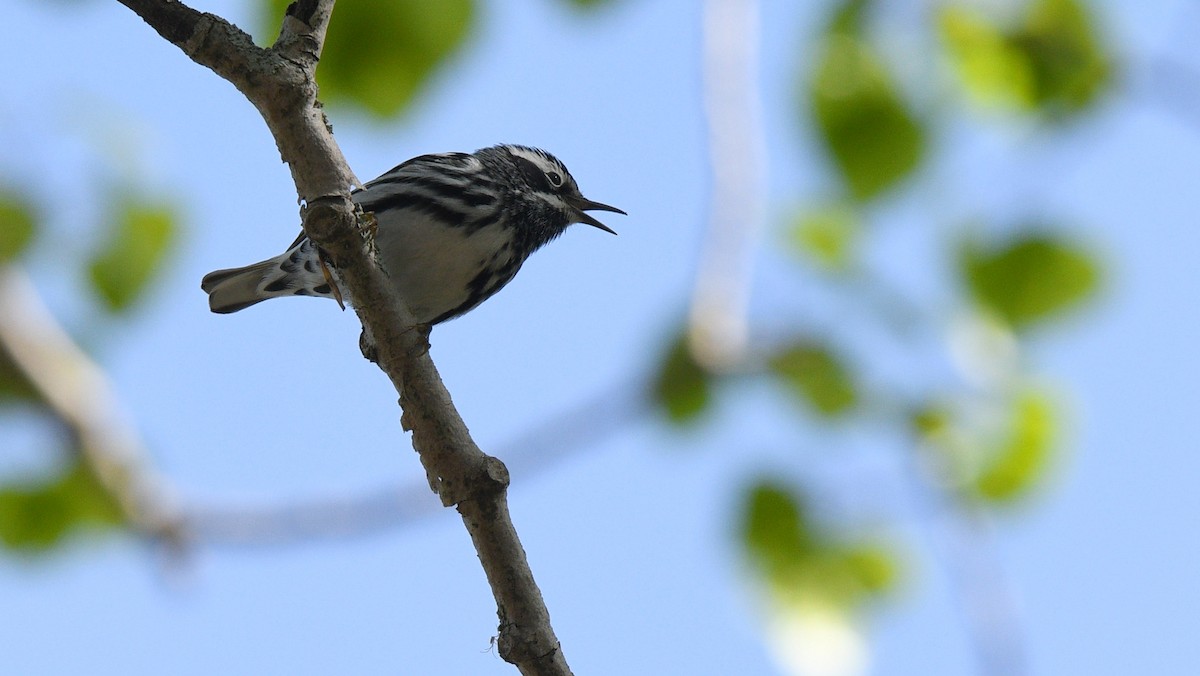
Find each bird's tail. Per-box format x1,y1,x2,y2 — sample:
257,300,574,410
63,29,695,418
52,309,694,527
201,241,337,314
200,260,282,314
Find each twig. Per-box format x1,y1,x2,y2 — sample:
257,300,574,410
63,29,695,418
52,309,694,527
908,443,1030,676
116,1,571,672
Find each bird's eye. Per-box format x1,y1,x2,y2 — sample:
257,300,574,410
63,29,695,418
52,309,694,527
546,171,563,187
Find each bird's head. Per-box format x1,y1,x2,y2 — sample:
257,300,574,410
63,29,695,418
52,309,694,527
493,144,625,235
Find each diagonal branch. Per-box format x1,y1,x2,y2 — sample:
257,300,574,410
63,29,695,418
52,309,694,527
116,1,571,673
0,265,182,542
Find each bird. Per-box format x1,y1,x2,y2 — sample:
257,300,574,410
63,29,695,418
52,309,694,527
200,144,623,325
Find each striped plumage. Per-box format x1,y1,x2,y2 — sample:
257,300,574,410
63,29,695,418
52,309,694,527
201,144,623,324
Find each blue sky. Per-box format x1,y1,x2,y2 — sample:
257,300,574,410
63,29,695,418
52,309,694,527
2,1,1198,674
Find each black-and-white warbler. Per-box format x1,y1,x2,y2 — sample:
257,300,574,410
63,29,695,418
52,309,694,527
201,144,623,324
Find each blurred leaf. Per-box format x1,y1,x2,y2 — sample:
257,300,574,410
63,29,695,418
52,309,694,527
913,388,1060,503
60,458,125,529
809,0,925,201
789,204,860,271
770,341,859,418
0,457,123,552
88,198,178,313
0,484,73,551
842,543,899,594
1016,0,1112,113
910,404,951,438
939,8,1033,110
740,480,899,609
0,191,37,263
652,332,712,424
974,389,1057,502
266,0,475,118
742,481,812,581
827,0,868,33
939,0,1111,118
0,344,39,403
911,400,979,488
961,232,1100,328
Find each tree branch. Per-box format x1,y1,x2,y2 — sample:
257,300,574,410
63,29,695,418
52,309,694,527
690,0,766,371
116,1,571,672
0,266,183,542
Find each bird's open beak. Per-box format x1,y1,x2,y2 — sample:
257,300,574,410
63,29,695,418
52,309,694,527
571,197,625,235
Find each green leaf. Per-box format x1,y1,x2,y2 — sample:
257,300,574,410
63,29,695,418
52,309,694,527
828,0,868,33
910,404,951,438
974,389,1057,502
0,457,124,552
744,482,812,565
938,0,1111,119
0,191,37,263
652,332,712,424
961,232,1100,328
913,389,1060,504
739,480,899,608
58,459,125,529
742,481,813,591
770,341,859,418
88,198,178,313
842,544,899,594
0,484,74,551
266,0,475,118
1016,0,1112,114
0,344,39,403
789,204,860,271
809,0,925,201
939,8,1035,110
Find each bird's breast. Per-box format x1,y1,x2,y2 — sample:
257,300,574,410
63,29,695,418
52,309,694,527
373,209,521,323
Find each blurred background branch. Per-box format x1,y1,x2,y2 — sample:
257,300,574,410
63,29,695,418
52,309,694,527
690,0,767,372
0,265,182,544
187,376,647,547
